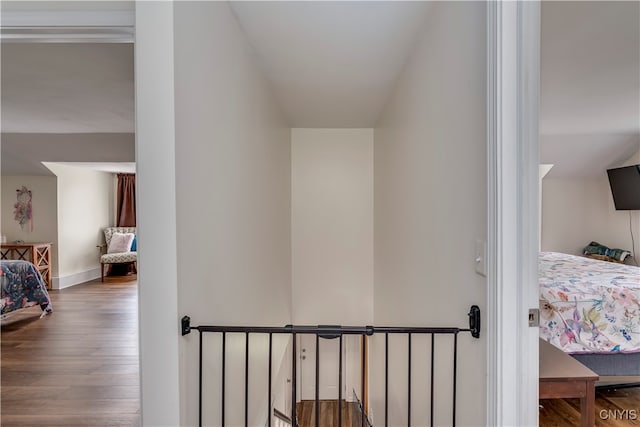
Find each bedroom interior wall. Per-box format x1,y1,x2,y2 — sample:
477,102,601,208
372,2,487,425
541,148,640,258
173,2,292,425
43,163,114,288
0,175,59,277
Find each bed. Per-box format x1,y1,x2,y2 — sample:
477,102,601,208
539,251,640,376
1,260,52,316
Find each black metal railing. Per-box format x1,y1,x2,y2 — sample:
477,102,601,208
181,305,480,427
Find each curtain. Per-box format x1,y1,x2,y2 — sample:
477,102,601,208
117,173,136,227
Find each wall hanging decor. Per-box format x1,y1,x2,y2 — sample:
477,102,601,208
14,186,33,232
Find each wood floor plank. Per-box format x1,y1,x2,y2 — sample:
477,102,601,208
1,277,141,427
297,400,360,427
540,386,640,426
0,414,141,427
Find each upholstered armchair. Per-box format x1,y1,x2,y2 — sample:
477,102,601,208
99,227,137,282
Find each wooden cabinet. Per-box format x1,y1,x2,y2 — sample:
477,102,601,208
1,243,52,289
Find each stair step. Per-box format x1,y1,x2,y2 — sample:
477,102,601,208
296,400,363,427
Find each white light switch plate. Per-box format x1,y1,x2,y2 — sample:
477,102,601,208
475,239,487,277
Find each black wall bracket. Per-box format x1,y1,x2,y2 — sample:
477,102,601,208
468,305,481,339
181,316,191,336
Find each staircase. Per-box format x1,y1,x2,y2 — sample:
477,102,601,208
296,400,363,427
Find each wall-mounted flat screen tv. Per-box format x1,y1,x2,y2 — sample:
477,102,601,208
607,164,640,210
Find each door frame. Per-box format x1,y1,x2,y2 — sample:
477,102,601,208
297,334,347,401
486,1,540,426
132,1,542,424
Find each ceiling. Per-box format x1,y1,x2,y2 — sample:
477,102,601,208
46,161,136,174
1,133,135,175
229,1,431,128
540,1,640,177
0,1,135,176
1,1,639,177
1,43,134,133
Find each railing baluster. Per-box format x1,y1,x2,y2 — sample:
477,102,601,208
385,333,389,427
268,333,273,427
430,334,435,427
361,335,365,427
245,333,250,427
315,334,320,427
408,332,412,427
339,335,343,427
292,333,297,426
452,333,458,427
222,332,226,427
198,330,203,427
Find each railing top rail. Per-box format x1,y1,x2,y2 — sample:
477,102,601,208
194,325,467,334
182,316,477,338
181,306,480,338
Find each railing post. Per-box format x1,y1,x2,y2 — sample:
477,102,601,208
385,333,389,427
291,333,297,426
452,332,459,427
198,331,203,427
245,333,250,427
268,333,273,427
339,335,343,427
430,334,435,427
315,335,320,427
361,335,366,427
408,332,412,427
222,332,226,427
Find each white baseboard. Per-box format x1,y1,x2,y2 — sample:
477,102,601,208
52,267,101,289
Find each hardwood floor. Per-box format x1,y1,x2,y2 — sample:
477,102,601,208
1,275,140,427
5,276,637,427
540,386,640,426
296,400,362,427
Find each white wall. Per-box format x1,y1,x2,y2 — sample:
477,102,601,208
0,175,59,276
372,2,487,426
173,2,292,426
541,148,640,257
291,128,374,325
43,163,114,288
291,128,373,402
542,177,640,258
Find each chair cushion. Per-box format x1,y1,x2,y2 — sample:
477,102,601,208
101,252,137,264
104,227,137,246
108,232,135,254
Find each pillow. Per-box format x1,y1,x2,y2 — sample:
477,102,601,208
130,234,137,252
108,232,135,254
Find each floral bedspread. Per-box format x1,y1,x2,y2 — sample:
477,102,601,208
539,252,640,354
1,260,52,315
